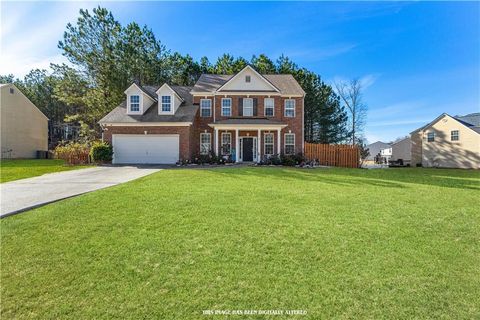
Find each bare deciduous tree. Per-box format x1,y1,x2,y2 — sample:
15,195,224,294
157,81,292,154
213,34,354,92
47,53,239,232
334,78,367,145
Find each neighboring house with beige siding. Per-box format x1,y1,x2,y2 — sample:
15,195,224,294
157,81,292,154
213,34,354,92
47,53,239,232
410,113,480,169
0,84,48,158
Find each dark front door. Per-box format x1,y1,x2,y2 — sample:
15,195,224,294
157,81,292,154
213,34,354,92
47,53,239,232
242,138,254,161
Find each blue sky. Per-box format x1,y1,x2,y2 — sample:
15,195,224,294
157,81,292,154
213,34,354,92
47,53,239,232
1,1,479,143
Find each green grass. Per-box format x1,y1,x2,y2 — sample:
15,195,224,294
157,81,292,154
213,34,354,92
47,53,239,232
1,167,479,319
0,159,92,183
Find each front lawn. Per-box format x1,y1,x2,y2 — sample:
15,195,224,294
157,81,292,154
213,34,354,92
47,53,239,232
1,168,479,319
0,159,91,183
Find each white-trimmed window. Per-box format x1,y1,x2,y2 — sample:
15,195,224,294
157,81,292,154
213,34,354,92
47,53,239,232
130,95,140,112
200,99,212,117
284,99,295,117
161,95,171,112
221,98,232,116
221,132,232,155
264,133,274,155
427,131,435,142
200,133,211,155
243,98,253,116
451,130,459,141
284,133,295,155
264,98,274,117
245,75,251,83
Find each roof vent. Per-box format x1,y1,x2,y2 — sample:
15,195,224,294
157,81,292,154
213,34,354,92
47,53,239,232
9,88,14,94
245,75,251,83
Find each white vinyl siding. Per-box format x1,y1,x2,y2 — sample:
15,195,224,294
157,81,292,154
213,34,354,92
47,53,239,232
200,99,212,117
221,98,232,116
284,133,295,155
264,98,274,117
200,133,211,154
284,99,295,117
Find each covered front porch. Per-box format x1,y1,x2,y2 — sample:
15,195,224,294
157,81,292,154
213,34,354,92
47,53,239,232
209,119,287,163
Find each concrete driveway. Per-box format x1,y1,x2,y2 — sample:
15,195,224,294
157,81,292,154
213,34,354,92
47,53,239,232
1,166,161,218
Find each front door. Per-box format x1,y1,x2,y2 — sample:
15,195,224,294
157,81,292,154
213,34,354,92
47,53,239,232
242,138,254,161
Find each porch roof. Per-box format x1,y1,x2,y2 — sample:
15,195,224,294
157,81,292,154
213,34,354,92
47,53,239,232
208,118,288,129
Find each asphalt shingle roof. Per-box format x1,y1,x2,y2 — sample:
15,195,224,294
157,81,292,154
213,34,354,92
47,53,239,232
191,74,305,96
212,118,286,125
455,113,480,127
99,85,196,124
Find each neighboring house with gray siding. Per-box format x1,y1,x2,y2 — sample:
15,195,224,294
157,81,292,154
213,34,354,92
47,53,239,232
391,137,412,165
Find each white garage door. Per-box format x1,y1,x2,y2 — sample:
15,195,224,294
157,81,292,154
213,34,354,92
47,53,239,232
113,134,179,164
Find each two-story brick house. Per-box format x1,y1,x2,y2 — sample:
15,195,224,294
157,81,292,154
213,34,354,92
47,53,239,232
99,66,305,164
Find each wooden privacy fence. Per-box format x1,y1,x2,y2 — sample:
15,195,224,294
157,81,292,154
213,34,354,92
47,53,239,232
305,143,360,168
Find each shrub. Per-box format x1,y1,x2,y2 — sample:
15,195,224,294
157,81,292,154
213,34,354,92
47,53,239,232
90,141,113,163
191,151,233,165
280,153,305,166
260,154,281,165
54,142,90,165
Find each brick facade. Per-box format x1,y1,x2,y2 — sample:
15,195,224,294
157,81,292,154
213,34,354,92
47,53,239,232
193,95,303,156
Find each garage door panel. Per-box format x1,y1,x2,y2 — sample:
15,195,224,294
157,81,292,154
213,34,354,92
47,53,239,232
113,135,179,164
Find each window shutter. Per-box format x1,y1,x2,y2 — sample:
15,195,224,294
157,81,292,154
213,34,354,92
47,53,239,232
253,98,258,116
238,98,243,116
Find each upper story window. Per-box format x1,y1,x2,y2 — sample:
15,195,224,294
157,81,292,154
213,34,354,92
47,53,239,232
284,99,295,117
284,133,295,155
427,131,435,142
161,96,172,112
264,98,274,117
245,75,251,83
221,98,232,116
200,99,212,117
243,98,253,116
451,130,459,141
130,95,140,112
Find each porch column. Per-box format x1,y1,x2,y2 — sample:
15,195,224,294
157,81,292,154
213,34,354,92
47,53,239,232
277,129,281,155
235,128,239,162
257,129,261,162
214,128,218,155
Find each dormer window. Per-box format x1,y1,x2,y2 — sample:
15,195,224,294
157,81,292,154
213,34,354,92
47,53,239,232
161,96,172,112
245,75,251,83
130,95,140,112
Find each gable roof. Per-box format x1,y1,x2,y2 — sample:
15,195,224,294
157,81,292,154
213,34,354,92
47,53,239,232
155,83,184,102
216,65,280,93
411,113,480,135
0,83,49,120
99,85,195,124
191,72,305,96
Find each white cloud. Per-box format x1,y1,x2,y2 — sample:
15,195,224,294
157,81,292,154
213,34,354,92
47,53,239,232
359,73,380,89
0,1,88,77
0,53,69,77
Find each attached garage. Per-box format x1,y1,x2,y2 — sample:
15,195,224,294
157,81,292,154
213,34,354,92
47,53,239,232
112,134,179,164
